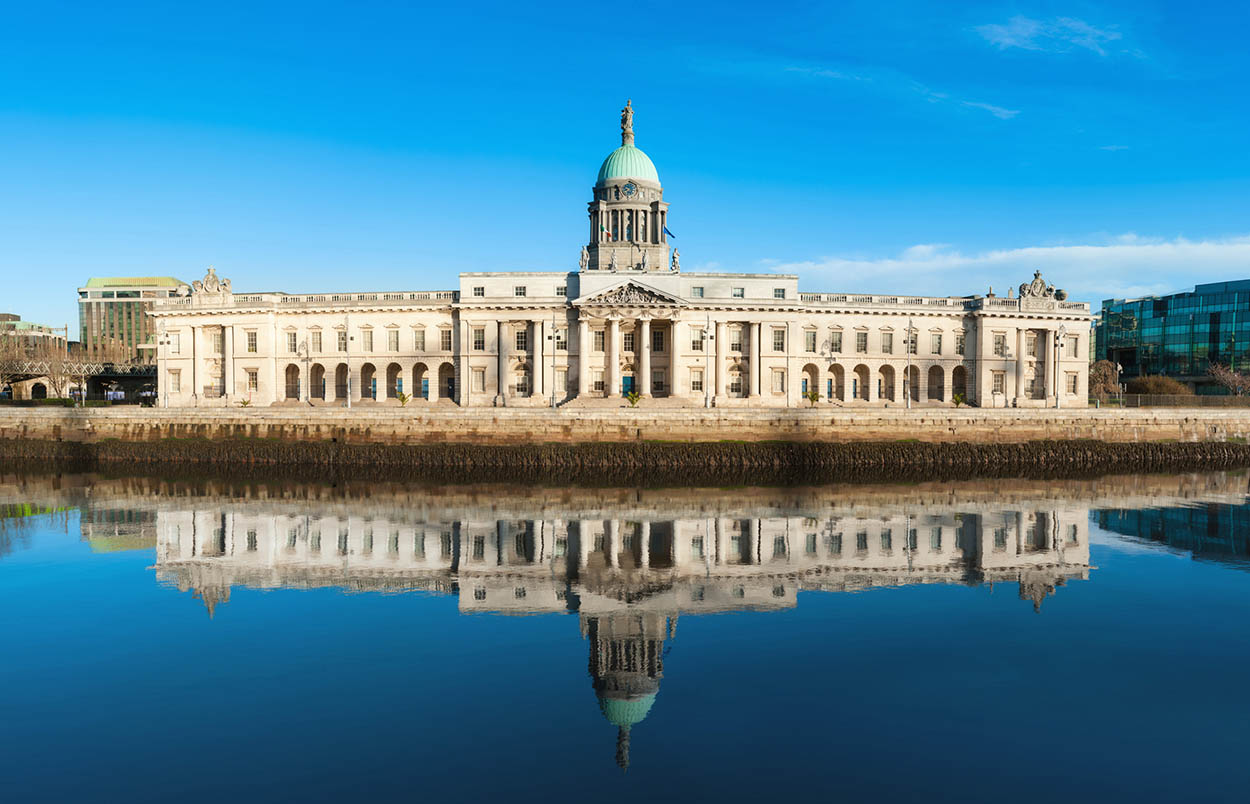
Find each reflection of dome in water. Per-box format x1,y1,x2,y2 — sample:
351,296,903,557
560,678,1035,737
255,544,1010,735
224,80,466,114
585,610,671,770
598,692,657,727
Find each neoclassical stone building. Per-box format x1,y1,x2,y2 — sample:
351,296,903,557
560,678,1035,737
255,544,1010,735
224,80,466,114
152,102,1091,408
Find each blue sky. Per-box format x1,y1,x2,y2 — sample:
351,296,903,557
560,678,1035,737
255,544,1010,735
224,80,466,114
3,0,1250,335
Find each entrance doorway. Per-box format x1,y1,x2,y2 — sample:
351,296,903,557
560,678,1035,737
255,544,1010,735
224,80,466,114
622,375,635,395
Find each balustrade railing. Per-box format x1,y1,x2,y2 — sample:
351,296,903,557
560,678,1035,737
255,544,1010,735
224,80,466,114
157,290,459,310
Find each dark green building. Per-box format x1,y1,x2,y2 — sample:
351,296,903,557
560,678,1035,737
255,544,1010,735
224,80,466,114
1096,279,1250,393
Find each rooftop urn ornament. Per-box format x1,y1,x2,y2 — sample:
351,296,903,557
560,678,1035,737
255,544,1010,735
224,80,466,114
621,99,635,146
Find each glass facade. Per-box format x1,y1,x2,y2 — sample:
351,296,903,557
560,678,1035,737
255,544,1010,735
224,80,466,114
1096,279,1250,392
78,278,184,364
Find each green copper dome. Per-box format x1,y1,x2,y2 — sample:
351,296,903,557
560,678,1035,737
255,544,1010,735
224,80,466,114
598,693,658,727
596,145,659,185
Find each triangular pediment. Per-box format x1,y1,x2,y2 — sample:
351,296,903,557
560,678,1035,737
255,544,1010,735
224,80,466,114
577,280,686,308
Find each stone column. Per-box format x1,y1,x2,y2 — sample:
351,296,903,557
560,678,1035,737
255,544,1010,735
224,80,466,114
639,317,652,397
577,316,590,396
458,319,471,406
670,318,685,397
607,318,620,397
748,518,760,565
607,519,620,568
1044,329,1056,402
785,322,797,407
223,326,234,398
749,322,762,397
640,520,651,569
1015,328,1028,405
715,518,727,565
496,321,508,406
533,319,545,400
714,320,727,401
190,326,199,403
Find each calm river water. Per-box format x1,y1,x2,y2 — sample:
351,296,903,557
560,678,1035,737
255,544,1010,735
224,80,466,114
3,470,1250,802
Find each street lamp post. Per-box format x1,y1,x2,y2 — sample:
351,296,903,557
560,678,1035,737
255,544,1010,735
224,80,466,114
156,323,170,409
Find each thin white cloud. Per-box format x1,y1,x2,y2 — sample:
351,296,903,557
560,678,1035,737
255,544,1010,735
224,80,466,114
961,100,1020,119
1099,144,1130,151
769,235,1250,306
976,15,1124,56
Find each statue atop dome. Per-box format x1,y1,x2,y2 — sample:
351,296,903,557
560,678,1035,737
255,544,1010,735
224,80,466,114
621,99,634,146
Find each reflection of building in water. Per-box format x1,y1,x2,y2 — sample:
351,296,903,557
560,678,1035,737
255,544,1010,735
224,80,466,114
1096,503,1250,569
147,497,1090,768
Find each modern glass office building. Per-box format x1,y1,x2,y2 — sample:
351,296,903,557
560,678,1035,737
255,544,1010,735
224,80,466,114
77,277,185,364
1096,279,1250,392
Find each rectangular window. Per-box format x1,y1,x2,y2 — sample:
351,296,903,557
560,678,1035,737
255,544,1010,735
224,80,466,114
387,330,399,352
336,331,347,352
855,332,868,353
166,332,181,354
440,532,452,558
210,330,223,354
930,528,942,551
728,328,742,352
992,372,1005,394
473,328,485,351
931,334,942,355
623,331,635,352
830,331,842,353
651,329,663,352
472,368,485,392
955,334,966,355
555,368,567,391
732,287,745,299
881,530,892,551
513,286,527,297
440,330,452,351
1066,373,1078,394
1027,332,1038,357
691,329,704,352
993,334,1007,356
412,329,425,351
556,285,567,297
593,330,605,352
361,330,373,352
774,288,785,299
473,286,485,297
592,370,605,392
772,369,786,393
556,328,568,350
246,370,258,392
311,331,322,353
1067,336,1079,358
691,286,704,298
729,372,743,395
168,370,181,393
286,332,297,353
690,369,704,392
881,332,893,354
773,329,785,352
805,331,817,353
243,331,255,353
247,530,258,552
515,329,528,351
691,536,704,559
653,369,666,393
856,532,868,552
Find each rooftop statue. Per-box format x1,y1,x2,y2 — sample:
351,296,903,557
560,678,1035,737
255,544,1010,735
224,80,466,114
670,248,680,272
1019,269,1066,301
579,245,589,271
191,265,231,295
621,99,634,146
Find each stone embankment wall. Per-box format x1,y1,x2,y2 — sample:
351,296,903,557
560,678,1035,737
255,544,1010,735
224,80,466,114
2,407,1250,445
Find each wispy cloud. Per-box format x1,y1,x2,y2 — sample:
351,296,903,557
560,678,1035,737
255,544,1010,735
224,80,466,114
976,16,1124,56
1099,144,1130,151
769,235,1250,305
783,65,869,82
961,100,1020,119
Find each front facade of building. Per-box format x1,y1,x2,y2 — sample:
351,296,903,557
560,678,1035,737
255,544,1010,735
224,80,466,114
1097,279,1250,393
153,104,1091,408
78,276,185,365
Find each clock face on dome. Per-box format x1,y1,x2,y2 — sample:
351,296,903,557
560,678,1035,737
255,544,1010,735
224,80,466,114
622,182,637,197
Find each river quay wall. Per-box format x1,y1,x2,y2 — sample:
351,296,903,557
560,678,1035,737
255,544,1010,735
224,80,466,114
2,406,1250,445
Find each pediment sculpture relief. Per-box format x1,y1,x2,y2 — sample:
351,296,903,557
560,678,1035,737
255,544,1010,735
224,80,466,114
588,283,677,307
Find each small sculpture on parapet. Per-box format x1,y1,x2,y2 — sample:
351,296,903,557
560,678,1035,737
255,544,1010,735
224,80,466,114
670,249,680,273
579,245,589,270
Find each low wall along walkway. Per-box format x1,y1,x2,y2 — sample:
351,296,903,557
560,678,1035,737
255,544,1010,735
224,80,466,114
2,407,1250,445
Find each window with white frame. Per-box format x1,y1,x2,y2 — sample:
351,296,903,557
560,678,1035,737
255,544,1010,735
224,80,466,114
772,369,786,393
473,286,485,297
931,334,942,355
286,332,297,353
1066,373,1078,394
955,333,966,355
209,330,223,355
555,368,567,391
412,329,424,351
805,330,817,353
651,329,663,352
246,332,258,354
513,286,527,297
993,334,1007,356
1026,332,1038,356
472,369,485,392
246,370,258,392
168,370,181,393
691,329,705,351
772,328,785,352
556,285,567,297
387,330,399,352
774,288,785,299
729,327,742,352
729,371,744,395
732,287,745,298
311,331,322,353
592,369,605,392
593,330,605,352
652,369,665,393
168,332,181,354
623,331,634,352
440,329,452,351
361,330,373,352
515,329,528,351
856,332,868,353
472,328,485,351
992,372,1005,394
691,286,704,298
556,328,568,350
1067,335,1079,358
830,331,842,353
881,332,893,354
690,369,704,392
337,330,348,352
